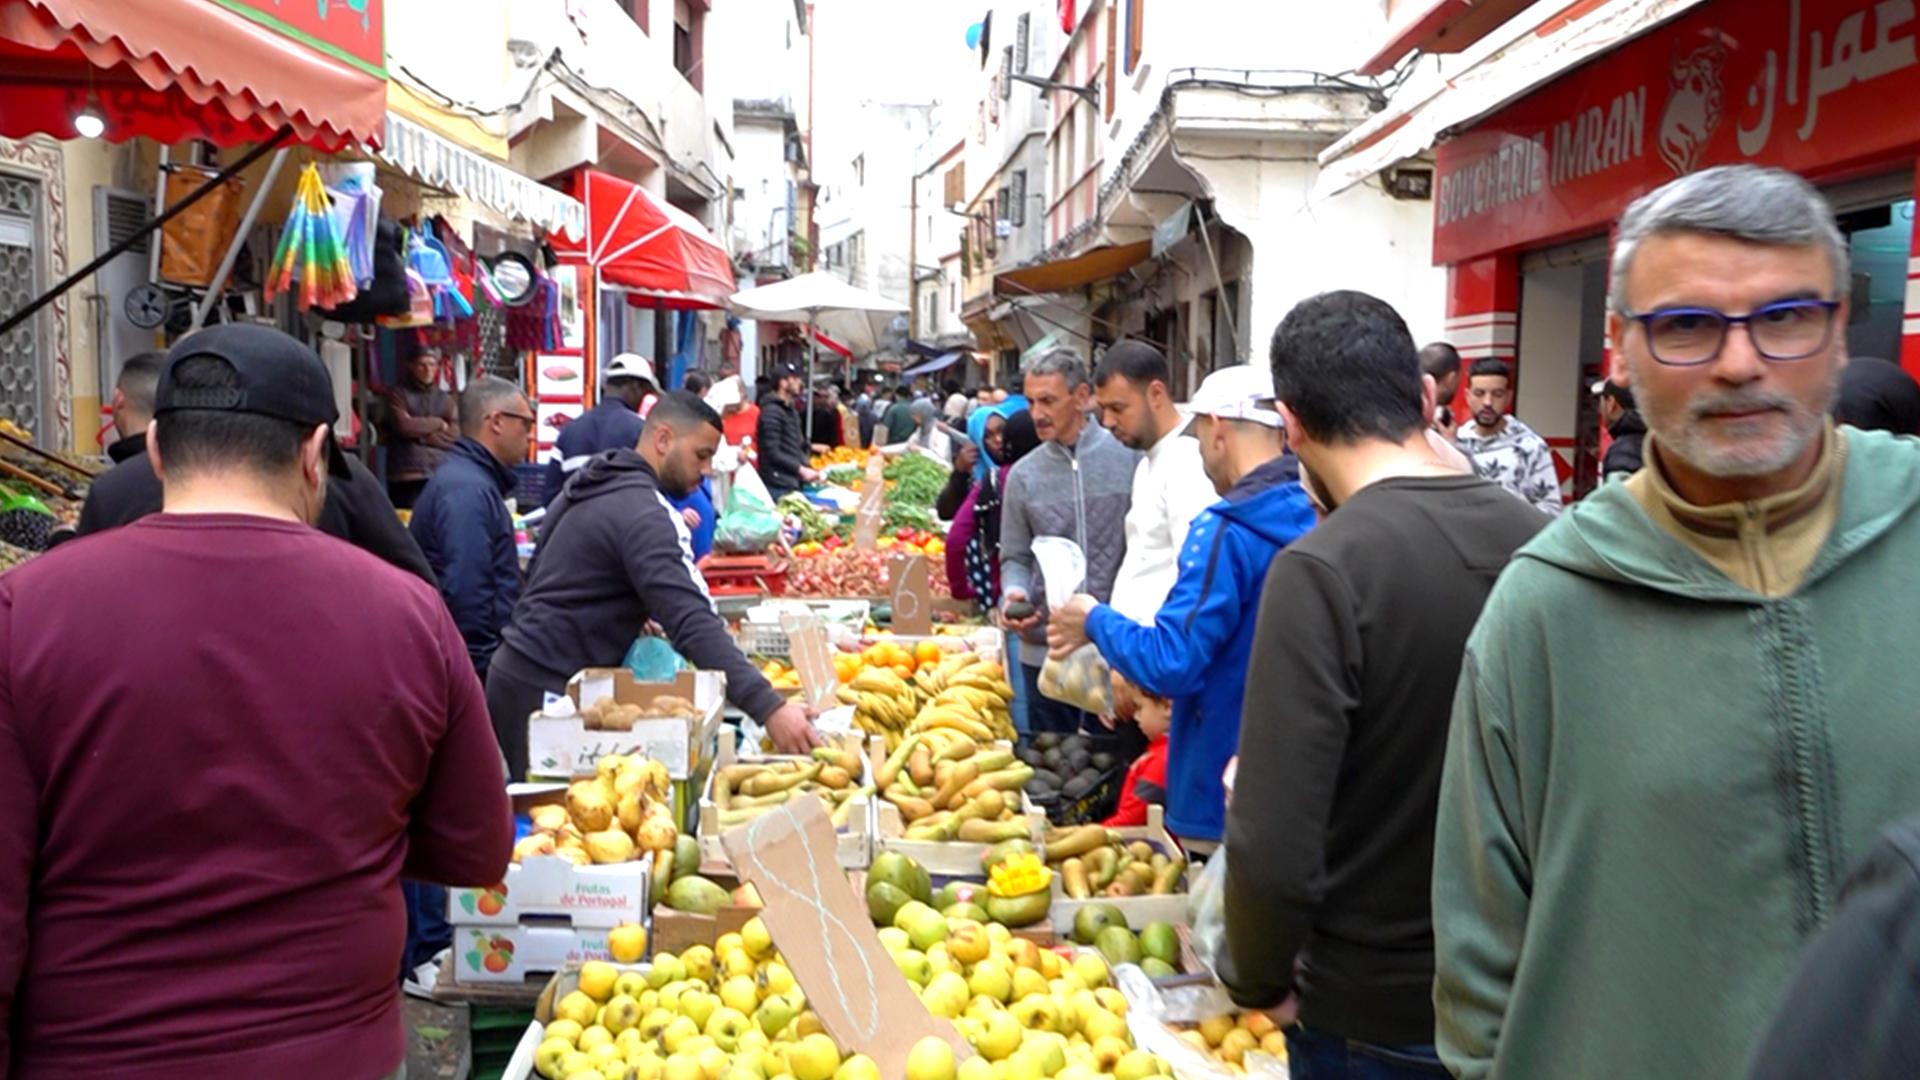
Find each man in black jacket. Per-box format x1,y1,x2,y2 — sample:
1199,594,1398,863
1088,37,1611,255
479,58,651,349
1222,291,1545,1080
60,342,434,584
1593,377,1647,480
48,351,163,548
486,392,819,778
410,376,531,676
755,363,816,500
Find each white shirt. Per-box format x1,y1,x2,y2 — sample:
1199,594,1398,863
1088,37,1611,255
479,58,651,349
1108,419,1218,624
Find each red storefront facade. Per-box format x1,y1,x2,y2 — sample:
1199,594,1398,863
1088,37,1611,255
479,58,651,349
1433,0,1920,496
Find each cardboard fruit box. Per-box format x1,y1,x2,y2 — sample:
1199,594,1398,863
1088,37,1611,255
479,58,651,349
1048,805,1193,929
697,727,872,870
451,924,629,986
648,865,761,956
500,964,652,1080
447,854,650,929
528,668,726,782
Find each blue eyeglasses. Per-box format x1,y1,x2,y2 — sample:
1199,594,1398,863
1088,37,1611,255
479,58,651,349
1620,299,1841,367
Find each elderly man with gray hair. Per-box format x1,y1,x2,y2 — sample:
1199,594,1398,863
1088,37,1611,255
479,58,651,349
998,347,1140,733
1434,164,1920,1078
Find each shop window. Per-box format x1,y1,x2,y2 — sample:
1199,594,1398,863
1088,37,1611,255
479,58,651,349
674,0,704,91
617,0,648,34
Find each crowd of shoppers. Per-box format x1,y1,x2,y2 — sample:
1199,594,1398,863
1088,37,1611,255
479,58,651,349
11,161,1920,1080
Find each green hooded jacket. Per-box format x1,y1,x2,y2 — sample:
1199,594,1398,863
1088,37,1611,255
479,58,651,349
1435,428,1920,1080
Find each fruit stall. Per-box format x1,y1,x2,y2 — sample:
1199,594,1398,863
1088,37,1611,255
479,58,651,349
0,420,95,561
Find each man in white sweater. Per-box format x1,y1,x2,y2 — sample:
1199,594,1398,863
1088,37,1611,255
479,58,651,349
1095,341,1219,625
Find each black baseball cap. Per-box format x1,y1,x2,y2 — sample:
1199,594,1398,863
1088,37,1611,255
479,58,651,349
155,324,352,478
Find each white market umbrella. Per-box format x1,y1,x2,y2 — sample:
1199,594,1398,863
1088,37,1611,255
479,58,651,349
730,273,909,441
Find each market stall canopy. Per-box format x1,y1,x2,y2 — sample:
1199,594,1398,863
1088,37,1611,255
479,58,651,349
1355,0,1539,75
553,169,734,309
813,328,853,358
729,272,909,357
0,0,386,148
379,113,586,238
1315,0,1710,198
900,351,965,378
993,241,1151,298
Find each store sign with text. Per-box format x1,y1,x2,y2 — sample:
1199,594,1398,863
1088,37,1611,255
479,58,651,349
212,0,386,75
1433,0,1920,264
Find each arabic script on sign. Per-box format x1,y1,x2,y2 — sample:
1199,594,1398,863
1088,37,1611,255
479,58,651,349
1738,0,1917,155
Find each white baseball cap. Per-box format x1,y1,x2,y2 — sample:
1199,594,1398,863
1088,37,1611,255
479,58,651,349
1179,365,1283,428
605,353,656,383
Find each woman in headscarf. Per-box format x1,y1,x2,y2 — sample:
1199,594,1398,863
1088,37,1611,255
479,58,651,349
943,398,1038,604
905,398,955,462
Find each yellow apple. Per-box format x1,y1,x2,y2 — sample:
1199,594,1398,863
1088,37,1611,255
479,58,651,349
680,945,716,984
546,1019,586,1046
720,975,761,1015
906,1036,958,1080
579,961,621,1001
758,961,796,1000
1198,1014,1236,1048
742,916,776,960
609,922,650,964
1090,1036,1130,1072
717,932,746,957
649,953,688,990
788,1032,843,1080
1010,968,1049,1002
696,1044,732,1080
557,991,602,1028
664,1052,706,1080
660,1015,702,1054
603,995,644,1035
947,921,992,965
679,991,719,1031
535,1037,576,1080
1218,1028,1257,1066
639,1008,676,1041
973,1010,1024,1061
1113,1052,1161,1080
586,1042,625,1075
706,1007,753,1053
579,1025,616,1052
958,1057,996,1080
835,1053,882,1080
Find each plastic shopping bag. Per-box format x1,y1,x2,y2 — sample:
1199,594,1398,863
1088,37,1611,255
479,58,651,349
1033,536,1116,715
1187,846,1229,975
623,635,690,682
714,464,783,554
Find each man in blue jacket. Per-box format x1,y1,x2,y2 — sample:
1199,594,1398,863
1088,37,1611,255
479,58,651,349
542,353,657,505
1047,365,1314,846
410,375,532,677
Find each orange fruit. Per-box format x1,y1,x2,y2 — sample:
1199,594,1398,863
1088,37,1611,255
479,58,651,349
915,641,942,667
892,663,914,681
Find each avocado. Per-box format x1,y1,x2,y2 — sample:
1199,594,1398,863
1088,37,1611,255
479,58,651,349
1004,600,1036,620
1062,774,1094,800
983,889,1051,927
1068,750,1093,774
1090,752,1116,771
1032,732,1060,751
1139,921,1179,966
1096,925,1143,966
1061,735,1088,755
869,850,933,905
1072,903,1127,945
1031,768,1064,791
866,880,914,926
1140,957,1179,978
1016,747,1044,767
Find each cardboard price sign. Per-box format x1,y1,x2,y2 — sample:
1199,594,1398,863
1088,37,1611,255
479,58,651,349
781,611,838,710
852,453,888,550
722,798,972,1078
888,554,932,636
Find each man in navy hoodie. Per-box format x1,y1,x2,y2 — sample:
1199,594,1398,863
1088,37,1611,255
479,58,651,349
1047,366,1315,847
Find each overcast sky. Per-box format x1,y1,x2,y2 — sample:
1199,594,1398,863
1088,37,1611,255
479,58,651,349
807,0,984,183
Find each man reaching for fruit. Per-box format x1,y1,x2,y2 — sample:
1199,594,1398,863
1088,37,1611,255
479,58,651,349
487,391,820,774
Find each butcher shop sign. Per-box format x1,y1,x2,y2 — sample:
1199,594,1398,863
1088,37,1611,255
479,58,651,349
1432,0,1920,265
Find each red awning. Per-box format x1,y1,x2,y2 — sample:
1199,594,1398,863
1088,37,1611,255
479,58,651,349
0,0,387,149
813,328,852,358
555,169,735,310
1356,0,1538,76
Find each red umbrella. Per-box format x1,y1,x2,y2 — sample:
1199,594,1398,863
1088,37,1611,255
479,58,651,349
556,169,734,309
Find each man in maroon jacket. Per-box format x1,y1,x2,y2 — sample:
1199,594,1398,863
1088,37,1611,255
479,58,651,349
0,325,513,1080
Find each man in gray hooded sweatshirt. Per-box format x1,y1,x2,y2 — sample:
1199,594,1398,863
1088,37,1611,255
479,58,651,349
1000,348,1140,733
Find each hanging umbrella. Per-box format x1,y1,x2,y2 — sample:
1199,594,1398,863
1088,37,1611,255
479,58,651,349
729,273,909,441
267,164,356,311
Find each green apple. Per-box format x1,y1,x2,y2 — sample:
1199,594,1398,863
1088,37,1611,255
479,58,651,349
878,927,912,954
680,991,719,1030
649,953,688,989
893,948,933,987
755,992,802,1039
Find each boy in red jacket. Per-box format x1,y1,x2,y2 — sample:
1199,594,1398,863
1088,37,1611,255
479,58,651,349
1106,689,1170,827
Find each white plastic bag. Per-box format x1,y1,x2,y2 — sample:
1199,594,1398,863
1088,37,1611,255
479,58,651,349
1188,847,1229,975
1033,537,1116,714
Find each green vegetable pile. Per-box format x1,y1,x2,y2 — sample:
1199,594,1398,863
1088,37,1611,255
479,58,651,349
883,502,935,532
776,493,836,543
882,453,950,507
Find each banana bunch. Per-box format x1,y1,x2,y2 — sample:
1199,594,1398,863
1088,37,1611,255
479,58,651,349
875,729,1035,842
842,668,920,748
